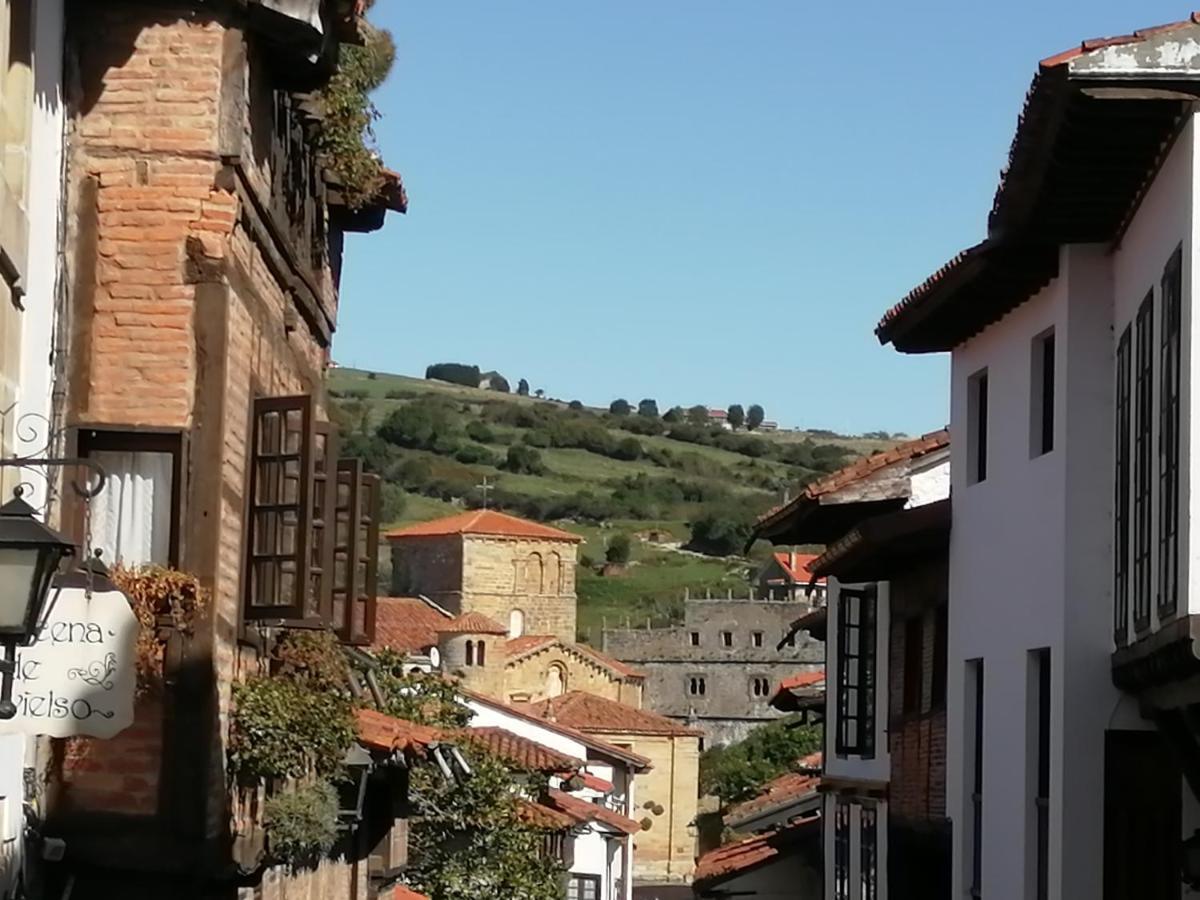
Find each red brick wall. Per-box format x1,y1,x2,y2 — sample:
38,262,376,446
60,696,164,816
888,606,947,822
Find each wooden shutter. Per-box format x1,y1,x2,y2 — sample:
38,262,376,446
332,461,380,644
245,395,315,621
307,422,339,624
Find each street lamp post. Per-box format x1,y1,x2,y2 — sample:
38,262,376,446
0,489,75,718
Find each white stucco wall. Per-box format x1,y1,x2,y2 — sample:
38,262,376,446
906,455,950,508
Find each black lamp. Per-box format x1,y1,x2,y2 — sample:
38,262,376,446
0,489,75,718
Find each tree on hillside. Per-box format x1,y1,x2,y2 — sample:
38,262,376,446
425,362,481,388
637,398,659,419
610,398,632,416
686,503,759,557
746,404,765,431
504,444,546,475
662,406,684,423
687,404,709,426
568,400,584,411
605,533,632,564
727,404,745,430
484,372,510,393
517,378,530,396
534,388,545,399
377,399,457,450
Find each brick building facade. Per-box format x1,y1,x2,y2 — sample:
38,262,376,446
35,2,405,896
601,596,824,747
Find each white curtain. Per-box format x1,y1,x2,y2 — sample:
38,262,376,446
90,451,173,567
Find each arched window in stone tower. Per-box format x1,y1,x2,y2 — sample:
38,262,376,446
465,640,475,667
509,608,526,638
545,552,561,596
546,663,567,698
526,552,544,594
477,641,486,666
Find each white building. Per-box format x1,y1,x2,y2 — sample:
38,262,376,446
876,14,1200,899
754,433,950,900
463,690,647,900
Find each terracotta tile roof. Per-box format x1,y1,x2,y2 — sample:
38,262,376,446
517,798,577,831
1037,15,1200,73
770,552,825,585
725,756,823,823
457,727,583,773
778,671,824,692
530,691,703,737
385,509,582,543
436,611,508,635
460,688,653,770
355,708,440,753
579,772,614,793
756,430,949,531
545,788,641,835
693,817,820,886
505,636,645,680
382,886,428,900
372,596,451,654
875,241,988,341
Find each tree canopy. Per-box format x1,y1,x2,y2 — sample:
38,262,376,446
610,398,632,416
637,398,659,418
727,404,745,430
746,404,765,430
700,716,821,805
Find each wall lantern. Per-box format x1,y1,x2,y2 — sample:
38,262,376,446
1182,829,1200,889
0,489,75,718
338,743,374,823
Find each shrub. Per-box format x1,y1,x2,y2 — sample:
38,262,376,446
617,416,663,437
613,437,643,461
523,429,552,448
465,420,495,443
687,504,761,557
687,405,709,426
504,444,546,475
377,399,459,450
230,676,355,782
265,781,340,867
606,533,632,564
380,483,408,522
455,443,500,466
568,400,584,411
609,399,631,416
662,406,684,423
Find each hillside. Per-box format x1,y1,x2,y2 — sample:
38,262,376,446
330,367,898,643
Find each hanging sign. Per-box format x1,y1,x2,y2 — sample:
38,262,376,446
0,585,137,738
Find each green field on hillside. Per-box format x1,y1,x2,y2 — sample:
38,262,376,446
333,366,896,642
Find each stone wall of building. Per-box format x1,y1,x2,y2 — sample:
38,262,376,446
590,732,700,884
504,644,640,705
602,598,823,747
462,535,578,642
390,535,465,610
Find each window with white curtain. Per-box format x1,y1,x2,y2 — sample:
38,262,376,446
89,450,174,567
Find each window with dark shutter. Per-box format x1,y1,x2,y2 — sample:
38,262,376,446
1134,294,1154,631
1159,247,1182,620
836,586,876,757
306,422,338,624
245,396,315,621
1114,325,1132,644
332,459,380,644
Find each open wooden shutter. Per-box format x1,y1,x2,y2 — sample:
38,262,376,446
306,422,338,624
244,395,315,621
332,459,380,644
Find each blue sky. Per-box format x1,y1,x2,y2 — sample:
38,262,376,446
335,2,1189,435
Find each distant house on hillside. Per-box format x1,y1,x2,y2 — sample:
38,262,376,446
760,420,779,432
757,551,825,604
707,409,731,430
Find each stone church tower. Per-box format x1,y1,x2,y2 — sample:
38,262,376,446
386,509,582,642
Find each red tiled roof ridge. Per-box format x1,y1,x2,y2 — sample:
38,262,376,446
516,797,577,831
757,429,950,529
385,509,583,542
694,817,821,885
384,886,429,900
875,240,989,338
437,611,508,635
1038,14,1200,70
372,595,453,655
458,687,653,769
530,691,703,737
355,708,441,753
725,769,821,822
778,670,825,692
771,551,825,585
456,726,583,772
545,788,641,834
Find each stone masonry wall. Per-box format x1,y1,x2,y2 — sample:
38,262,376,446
504,644,635,704
462,535,578,642
603,598,823,746
390,535,465,611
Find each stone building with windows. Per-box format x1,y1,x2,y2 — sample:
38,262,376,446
601,595,824,747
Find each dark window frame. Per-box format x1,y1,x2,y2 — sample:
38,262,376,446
689,631,701,647
969,659,985,899
1114,325,1132,644
833,800,851,900
750,676,770,698
721,631,733,647
1134,294,1154,631
688,675,706,697
1034,649,1050,900
331,459,380,645
969,369,989,484
861,804,878,900
836,586,877,758
76,426,185,568
567,874,601,900
1159,246,1182,620
752,630,764,648
1031,329,1055,456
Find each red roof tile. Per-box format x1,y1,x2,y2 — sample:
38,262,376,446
579,772,614,793
382,887,428,900
770,552,825,585
437,611,508,635
458,727,583,773
1037,15,1200,69
756,430,949,531
530,691,703,737
693,817,820,886
372,596,451,654
385,509,582,543
355,708,440,753
725,758,823,823
517,798,577,831
460,688,653,770
778,671,824,692
545,788,641,835
505,636,645,680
